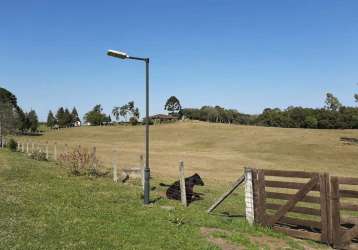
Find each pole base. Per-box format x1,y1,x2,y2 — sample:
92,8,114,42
143,168,150,204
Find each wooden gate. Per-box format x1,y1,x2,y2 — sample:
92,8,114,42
251,169,332,244
331,176,358,249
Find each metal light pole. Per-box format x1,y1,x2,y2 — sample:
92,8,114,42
107,50,151,204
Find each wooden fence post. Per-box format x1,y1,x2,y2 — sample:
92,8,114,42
26,141,29,154
331,176,342,248
252,169,266,225
179,161,187,207
319,173,331,244
91,146,97,171
207,174,245,213
78,145,81,169
112,149,118,182
54,142,57,161
46,142,49,160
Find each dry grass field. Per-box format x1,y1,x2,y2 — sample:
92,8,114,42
17,121,358,185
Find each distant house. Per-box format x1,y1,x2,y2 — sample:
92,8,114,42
83,122,91,126
150,114,178,123
74,121,81,127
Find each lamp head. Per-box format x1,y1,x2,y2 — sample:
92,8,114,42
107,50,129,59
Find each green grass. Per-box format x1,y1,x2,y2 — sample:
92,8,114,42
0,149,329,249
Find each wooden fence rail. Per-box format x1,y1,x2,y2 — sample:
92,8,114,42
250,168,358,249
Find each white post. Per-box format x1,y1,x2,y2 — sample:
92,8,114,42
112,149,118,182
26,141,29,154
245,168,255,225
179,161,187,207
54,142,57,161
46,142,49,160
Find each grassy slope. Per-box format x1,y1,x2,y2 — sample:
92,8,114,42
16,121,358,184
0,150,327,249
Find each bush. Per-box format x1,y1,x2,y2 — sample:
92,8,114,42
304,116,318,129
142,117,153,125
59,146,105,176
8,139,18,152
30,150,47,161
129,117,138,126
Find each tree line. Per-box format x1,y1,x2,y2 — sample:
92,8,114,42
182,93,358,129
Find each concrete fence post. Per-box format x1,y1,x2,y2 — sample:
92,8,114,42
179,160,187,207
245,167,255,225
26,141,29,154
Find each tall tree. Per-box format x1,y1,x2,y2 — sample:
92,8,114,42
325,93,341,111
165,96,182,115
119,104,129,121
27,110,39,132
0,102,16,142
112,106,121,121
0,87,21,140
64,108,72,127
84,104,107,126
71,107,80,123
56,107,66,128
47,110,56,128
354,94,358,104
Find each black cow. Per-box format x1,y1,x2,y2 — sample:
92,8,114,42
161,173,204,204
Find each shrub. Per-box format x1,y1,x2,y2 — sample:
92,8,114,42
304,116,318,129
59,146,105,176
142,117,153,125
129,117,138,126
30,150,47,161
8,139,18,152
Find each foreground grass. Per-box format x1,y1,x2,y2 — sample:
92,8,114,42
0,150,329,249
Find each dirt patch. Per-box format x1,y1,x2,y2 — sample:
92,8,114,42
249,235,289,249
200,227,242,250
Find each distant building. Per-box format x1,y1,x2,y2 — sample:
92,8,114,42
74,121,81,127
150,114,178,123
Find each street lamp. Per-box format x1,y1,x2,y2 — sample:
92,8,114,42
107,49,150,205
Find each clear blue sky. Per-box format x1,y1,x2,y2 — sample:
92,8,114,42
1,0,358,121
